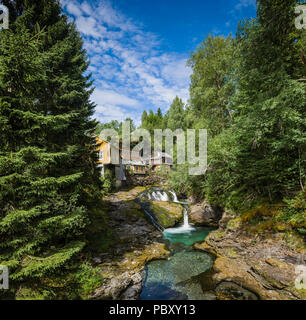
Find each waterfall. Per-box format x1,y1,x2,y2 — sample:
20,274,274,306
151,191,170,202
164,206,195,233
183,207,189,228
150,189,178,203
137,187,194,233
169,190,178,202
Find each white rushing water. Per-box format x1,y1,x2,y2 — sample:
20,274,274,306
164,207,195,233
169,190,178,202
139,188,194,233
151,191,170,202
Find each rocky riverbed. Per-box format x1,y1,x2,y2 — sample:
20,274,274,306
194,211,306,300
90,186,305,300
90,186,170,300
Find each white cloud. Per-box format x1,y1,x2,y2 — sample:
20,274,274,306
75,16,107,38
95,105,141,125
66,2,83,17
235,0,256,10
61,0,191,123
161,58,191,83
80,2,93,15
92,89,141,108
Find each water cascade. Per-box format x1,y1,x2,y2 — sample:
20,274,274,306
163,206,195,234
151,190,170,201
138,186,214,299
169,190,178,202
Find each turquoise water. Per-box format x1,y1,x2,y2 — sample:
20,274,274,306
141,226,213,300
163,226,211,246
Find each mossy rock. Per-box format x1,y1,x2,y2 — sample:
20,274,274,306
120,201,146,219
148,201,184,228
226,217,242,231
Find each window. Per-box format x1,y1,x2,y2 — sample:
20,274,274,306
98,151,103,160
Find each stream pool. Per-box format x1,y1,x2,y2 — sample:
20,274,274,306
140,226,214,300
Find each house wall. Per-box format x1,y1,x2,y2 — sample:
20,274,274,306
96,137,111,164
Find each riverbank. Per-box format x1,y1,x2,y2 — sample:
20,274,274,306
90,185,305,300
194,211,306,300
90,186,170,300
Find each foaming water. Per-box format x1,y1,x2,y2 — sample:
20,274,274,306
164,207,195,233
169,190,178,202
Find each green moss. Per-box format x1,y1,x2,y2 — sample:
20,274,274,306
120,201,146,219
149,201,184,228
228,250,237,258
15,262,103,300
16,286,56,300
226,217,242,231
214,230,225,239
72,263,103,299
283,230,306,251
286,286,306,300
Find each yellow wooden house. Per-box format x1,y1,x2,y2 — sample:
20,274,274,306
96,136,111,176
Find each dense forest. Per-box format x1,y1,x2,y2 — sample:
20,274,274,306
101,0,306,227
0,0,305,300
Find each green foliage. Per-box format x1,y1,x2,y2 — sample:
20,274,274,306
100,168,115,195
0,0,101,299
165,96,186,131
168,164,203,199
188,35,235,136
141,109,166,133
72,262,103,299
278,192,306,234
172,0,306,212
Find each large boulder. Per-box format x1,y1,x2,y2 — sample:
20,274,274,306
189,201,223,227
148,201,184,228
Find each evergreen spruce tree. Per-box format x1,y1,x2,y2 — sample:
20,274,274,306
141,110,148,125
0,0,101,299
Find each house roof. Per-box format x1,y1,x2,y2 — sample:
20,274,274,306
94,136,173,165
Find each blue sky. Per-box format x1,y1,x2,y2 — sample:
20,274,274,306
60,0,256,124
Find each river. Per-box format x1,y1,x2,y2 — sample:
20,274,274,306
137,187,215,300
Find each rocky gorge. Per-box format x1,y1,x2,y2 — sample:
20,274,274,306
190,202,306,300
90,185,305,300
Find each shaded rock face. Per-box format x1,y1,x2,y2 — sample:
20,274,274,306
126,172,167,187
215,281,259,300
190,202,223,227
